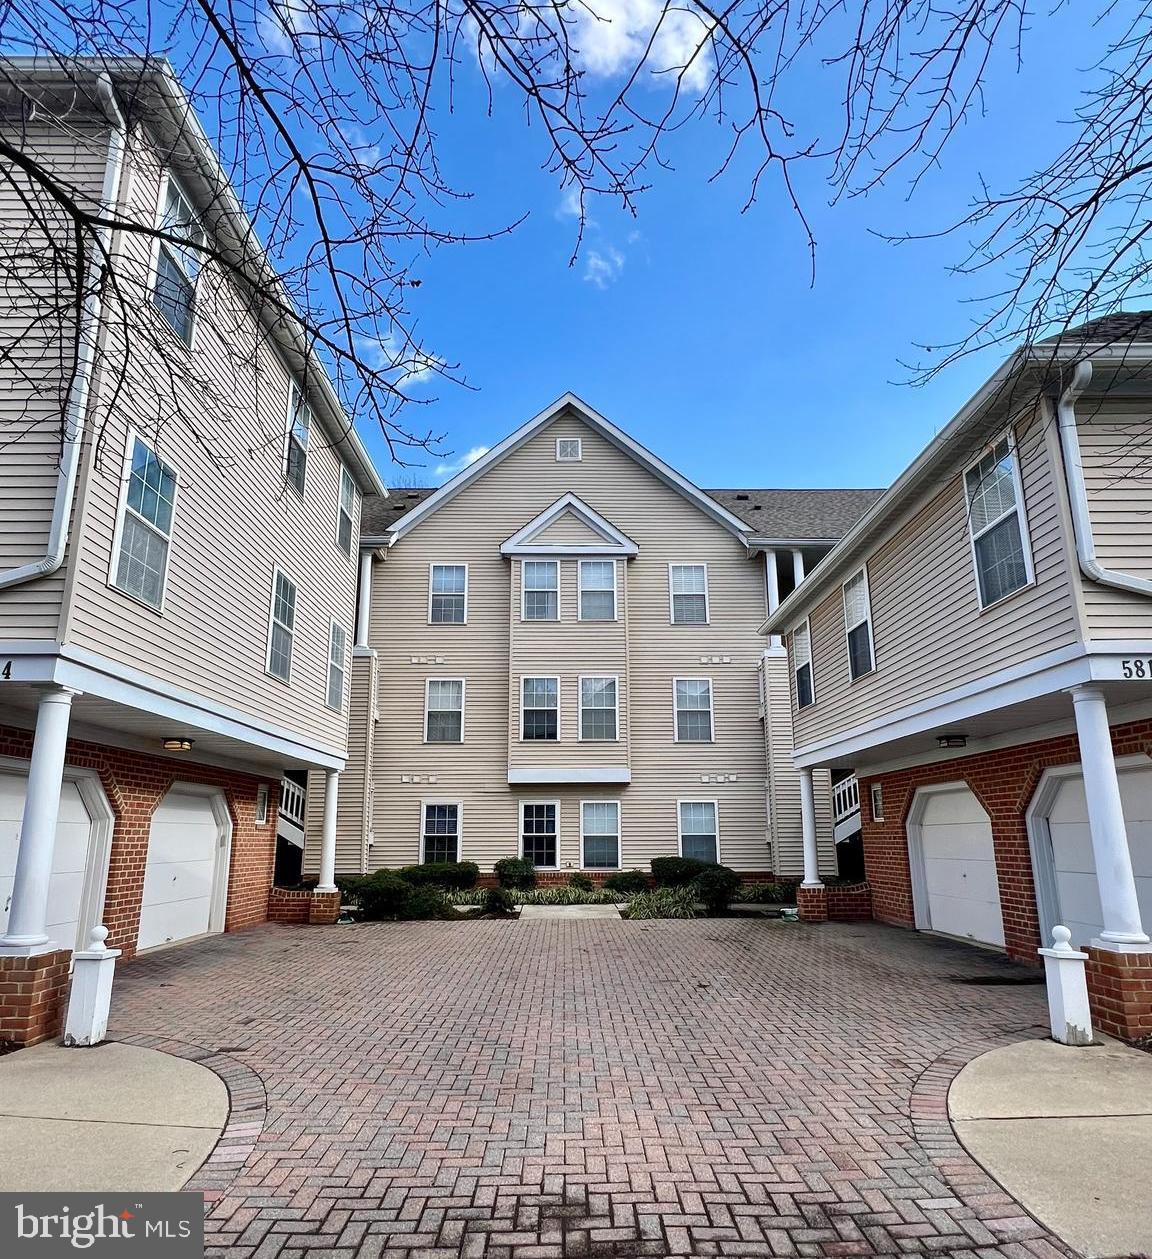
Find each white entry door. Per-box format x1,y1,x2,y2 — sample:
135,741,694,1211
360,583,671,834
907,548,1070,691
137,787,228,951
911,784,1005,947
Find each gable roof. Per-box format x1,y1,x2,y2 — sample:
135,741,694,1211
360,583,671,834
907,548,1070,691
708,488,886,541
500,494,639,556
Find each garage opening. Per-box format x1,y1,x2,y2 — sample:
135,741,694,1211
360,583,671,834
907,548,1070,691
907,782,1005,948
138,785,232,951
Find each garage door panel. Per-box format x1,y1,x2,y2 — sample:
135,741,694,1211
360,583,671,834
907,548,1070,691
137,896,212,951
1054,870,1103,932
1127,821,1152,875
138,789,225,952
923,791,991,825
141,858,216,909
924,857,1001,903
921,822,999,863
1048,778,1089,824
927,893,1005,946
1048,822,1097,874
145,820,218,866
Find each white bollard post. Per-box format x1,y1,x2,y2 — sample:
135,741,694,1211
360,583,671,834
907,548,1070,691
1038,925,1094,1046
63,926,121,1047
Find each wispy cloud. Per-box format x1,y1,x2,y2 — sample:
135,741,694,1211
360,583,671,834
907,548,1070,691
365,333,443,387
434,445,490,480
571,0,714,92
584,245,625,289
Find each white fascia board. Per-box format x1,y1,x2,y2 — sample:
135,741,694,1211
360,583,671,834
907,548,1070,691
500,493,639,556
387,393,752,542
507,766,632,784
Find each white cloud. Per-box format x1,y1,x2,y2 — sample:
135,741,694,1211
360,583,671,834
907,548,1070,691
557,184,584,220
584,245,625,289
571,0,714,92
367,333,443,387
434,446,490,480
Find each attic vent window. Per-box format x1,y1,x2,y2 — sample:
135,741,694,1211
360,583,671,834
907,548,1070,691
736,493,749,500
556,438,582,462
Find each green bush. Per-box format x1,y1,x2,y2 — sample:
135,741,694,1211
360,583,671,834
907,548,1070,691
482,886,517,916
567,872,595,892
518,886,619,905
734,881,798,904
650,856,715,887
494,856,537,890
623,887,701,919
343,870,414,920
398,861,480,890
693,865,741,914
603,870,648,895
404,886,458,920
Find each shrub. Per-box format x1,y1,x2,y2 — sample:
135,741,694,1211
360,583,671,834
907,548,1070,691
483,886,517,916
404,886,458,920
494,856,537,890
651,856,714,887
398,861,480,890
623,887,700,920
603,869,648,896
344,870,413,920
567,872,595,892
518,886,619,905
734,881,798,904
693,865,741,914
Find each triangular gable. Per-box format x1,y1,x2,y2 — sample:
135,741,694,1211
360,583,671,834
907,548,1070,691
500,494,639,557
377,393,752,543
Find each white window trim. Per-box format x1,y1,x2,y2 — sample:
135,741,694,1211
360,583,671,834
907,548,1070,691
578,674,620,742
255,784,270,826
676,798,721,865
519,674,561,742
578,558,618,622
419,798,463,863
519,798,561,869
325,619,348,712
843,564,876,683
427,562,469,625
521,558,560,622
870,782,884,823
668,562,710,625
672,676,715,744
423,676,466,744
149,171,203,350
336,466,357,557
556,436,582,462
580,799,621,871
794,617,815,709
284,380,311,498
963,428,1036,611
265,564,298,684
107,426,180,615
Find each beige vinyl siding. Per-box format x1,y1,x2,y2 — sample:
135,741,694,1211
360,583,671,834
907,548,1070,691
531,511,612,547
1076,400,1152,638
792,409,1082,749
356,410,774,875
0,120,113,638
54,129,359,750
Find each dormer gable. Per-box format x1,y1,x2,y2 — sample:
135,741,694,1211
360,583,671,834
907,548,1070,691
500,493,639,557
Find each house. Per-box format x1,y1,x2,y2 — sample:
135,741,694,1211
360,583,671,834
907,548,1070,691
763,314,1152,1041
0,59,384,1044
300,395,882,883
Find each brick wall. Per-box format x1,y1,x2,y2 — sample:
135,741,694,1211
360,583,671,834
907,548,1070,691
0,950,71,1046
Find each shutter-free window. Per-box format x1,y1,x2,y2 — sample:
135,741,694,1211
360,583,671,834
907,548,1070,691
556,438,582,461
521,677,559,740
843,569,874,680
521,803,558,867
582,802,620,869
267,570,297,681
337,468,356,554
425,679,464,742
286,383,310,495
670,564,708,624
679,801,718,864
429,564,467,623
579,560,616,621
422,803,459,863
580,677,618,740
151,179,204,343
674,678,713,742
523,560,559,620
965,437,1031,607
114,436,177,610
794,621,814,709
326,622,348,710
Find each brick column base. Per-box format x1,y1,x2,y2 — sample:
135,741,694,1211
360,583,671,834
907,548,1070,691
0,949,72,1047
267,888,343,926
1085,946,1152,1041
796,885,828,923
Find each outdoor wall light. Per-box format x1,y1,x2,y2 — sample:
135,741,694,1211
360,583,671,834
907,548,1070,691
936,733,967,749
162,737,195,752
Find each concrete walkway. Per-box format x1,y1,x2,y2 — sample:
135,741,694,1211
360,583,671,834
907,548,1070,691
517,902,623,919
0,1041,228,1191
950,1036,1152,1258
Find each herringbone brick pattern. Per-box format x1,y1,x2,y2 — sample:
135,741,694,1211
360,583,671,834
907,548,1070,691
109,920,1068,1258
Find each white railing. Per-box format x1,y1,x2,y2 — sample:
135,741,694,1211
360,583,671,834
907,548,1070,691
832,773,859,824
280,777,306,829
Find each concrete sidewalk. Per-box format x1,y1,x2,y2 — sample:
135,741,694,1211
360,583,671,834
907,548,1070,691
950,1036,1152,1258
0,1041,227,1191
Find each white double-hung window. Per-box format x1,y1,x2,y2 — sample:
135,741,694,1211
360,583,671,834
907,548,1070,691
429,564,467,623
422,802,460,863
843,568,874,681
113,435,177,610
521,676,559,740
669,563,708,624
266,568,297,681
326,621,348,711
522,560,559,621
794,619,814,709
425,678,464,743
964,434,1033,608
674,678,713,742
337,468,356,554
581,802,620,869
152,177,204,344
679,801,718,864
580,676,618,741
579,560,616,621
285,382,310,495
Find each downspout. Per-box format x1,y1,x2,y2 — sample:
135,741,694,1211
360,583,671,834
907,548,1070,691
0,73,127,591
1056,359,1152,598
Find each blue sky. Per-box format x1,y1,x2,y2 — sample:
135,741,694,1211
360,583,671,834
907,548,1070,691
361,4,1115,493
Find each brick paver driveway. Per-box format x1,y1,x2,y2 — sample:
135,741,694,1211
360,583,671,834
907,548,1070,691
110,919,1069,1259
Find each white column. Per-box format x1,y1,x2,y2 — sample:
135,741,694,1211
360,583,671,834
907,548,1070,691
355,550,373,648
792,549,805,587
800,767,823,888
765,550,782,649
1,686,78,954
1070,685,1151,949
316,769,340,892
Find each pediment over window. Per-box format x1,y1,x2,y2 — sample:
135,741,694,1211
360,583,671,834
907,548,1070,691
500,493,639,557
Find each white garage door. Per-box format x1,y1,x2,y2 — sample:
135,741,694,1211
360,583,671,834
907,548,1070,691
0,770,95,951
1042,765,1152,950
915,786,1005,947
137,789,224,951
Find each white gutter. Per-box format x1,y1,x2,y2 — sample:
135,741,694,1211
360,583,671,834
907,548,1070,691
1056,359,1152,598
0,73,126,591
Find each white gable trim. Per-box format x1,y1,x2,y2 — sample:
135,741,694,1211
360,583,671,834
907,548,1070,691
384,393,752,543
500,493,639,557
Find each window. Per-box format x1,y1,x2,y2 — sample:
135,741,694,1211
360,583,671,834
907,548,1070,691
556,437,582,461
674,678,713,742
521,677,559,740
794,619,814,709
965,435,1032,607
286,382,310,495
579,560,616,621
422,802,460,863
670,564,708,624
151,178,204,344
843,568,874,681
521,802,558,867
255,785,270,826
337,468,356,555
679,801,718,864
326,621,348,710
870,783,884,823
429,564,467,624
522,560,558,621
113,435,177,610
266,568,297,681
582,802,620,869
580,676,618,741
425,678,464,743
